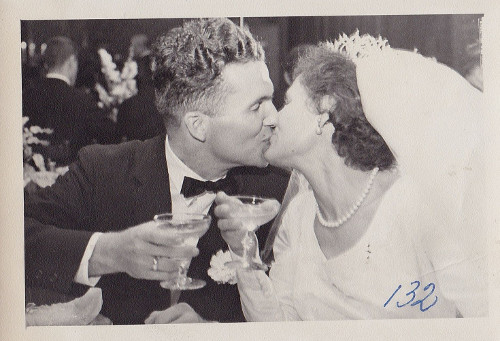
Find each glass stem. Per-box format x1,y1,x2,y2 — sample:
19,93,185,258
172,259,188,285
241,230,256,268
176,259,190,287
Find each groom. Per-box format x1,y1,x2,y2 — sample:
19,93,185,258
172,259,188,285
24,18,288,324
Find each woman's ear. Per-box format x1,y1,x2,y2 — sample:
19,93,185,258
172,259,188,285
183,111,208,142
319,95,337,113
318,95,336,135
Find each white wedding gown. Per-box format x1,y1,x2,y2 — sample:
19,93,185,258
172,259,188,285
236,50,487,321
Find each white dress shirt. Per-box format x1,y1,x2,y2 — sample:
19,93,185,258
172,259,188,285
74,135,223,286
45,72,71,86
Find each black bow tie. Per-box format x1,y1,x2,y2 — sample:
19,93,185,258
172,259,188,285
180,176,237,198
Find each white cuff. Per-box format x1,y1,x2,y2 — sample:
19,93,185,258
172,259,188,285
73,232,103,286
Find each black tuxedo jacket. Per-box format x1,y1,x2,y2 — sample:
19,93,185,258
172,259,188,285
24,135,289,324
22,77,116,163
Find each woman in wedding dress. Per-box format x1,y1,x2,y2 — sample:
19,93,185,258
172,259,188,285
215,35,487,320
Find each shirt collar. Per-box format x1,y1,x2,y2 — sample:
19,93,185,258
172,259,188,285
165,135,225,194
46,73,71,86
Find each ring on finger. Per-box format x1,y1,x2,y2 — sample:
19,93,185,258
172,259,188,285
152,256,159,272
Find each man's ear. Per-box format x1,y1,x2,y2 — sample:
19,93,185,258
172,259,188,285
183,111,208,142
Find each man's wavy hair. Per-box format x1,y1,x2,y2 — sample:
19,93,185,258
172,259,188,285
152,18,265,128
294,45,396,171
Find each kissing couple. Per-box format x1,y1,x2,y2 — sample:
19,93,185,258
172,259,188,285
25,17,486,325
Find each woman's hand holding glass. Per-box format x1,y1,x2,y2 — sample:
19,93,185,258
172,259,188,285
214,192,281,270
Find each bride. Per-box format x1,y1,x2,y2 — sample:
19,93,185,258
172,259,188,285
215,34,487,320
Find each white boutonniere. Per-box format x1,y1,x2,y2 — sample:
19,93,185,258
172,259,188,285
207,250,237,285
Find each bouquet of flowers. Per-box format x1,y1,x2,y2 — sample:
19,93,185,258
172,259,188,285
96,49,138,109
23,117,68,189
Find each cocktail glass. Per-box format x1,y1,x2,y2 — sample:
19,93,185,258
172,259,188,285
153,213,211,290
224,195,278,271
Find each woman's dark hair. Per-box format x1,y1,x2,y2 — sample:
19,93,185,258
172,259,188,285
294,44,396,171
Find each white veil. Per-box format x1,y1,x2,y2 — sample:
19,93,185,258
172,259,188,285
262,43,487,316
355,49,486,316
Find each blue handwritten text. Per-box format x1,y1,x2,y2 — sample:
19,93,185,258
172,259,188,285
384,281,438,312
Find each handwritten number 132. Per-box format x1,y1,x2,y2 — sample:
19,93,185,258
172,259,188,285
384,281,438,312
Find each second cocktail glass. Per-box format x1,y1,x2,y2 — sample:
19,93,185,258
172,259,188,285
224,195,278,271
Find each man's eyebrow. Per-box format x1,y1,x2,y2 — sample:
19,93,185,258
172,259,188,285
250,95,273,105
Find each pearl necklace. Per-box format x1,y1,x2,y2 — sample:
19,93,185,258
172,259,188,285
316,167,379,228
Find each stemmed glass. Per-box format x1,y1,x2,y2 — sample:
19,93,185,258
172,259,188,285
153,213,211,290
224,195,278,271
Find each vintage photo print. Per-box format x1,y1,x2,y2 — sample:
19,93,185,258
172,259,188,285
1,0,499,340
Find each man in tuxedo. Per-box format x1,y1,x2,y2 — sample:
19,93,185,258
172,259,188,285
129,34,153,86
117,34,165,141
22,36,116,164
24,18,289,324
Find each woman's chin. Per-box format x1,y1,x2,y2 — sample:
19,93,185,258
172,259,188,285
264,145,287,168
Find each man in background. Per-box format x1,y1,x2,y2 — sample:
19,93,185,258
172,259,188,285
23,36,116,164
129,33,153,85
117,33,164,141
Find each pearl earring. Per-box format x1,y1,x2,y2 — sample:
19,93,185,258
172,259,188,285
316,117,322,135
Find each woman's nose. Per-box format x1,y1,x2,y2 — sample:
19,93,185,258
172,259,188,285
263,107,278,127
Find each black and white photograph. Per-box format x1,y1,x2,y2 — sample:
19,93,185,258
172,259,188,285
1,1,499,340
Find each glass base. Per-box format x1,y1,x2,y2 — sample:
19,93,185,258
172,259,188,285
160,278,206,290
225,260,268,271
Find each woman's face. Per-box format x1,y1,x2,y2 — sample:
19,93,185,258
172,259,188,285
263,77,321,168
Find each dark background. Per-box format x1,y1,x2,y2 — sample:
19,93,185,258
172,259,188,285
21,15,482,109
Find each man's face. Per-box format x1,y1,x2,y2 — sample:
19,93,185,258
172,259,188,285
205,61,276,168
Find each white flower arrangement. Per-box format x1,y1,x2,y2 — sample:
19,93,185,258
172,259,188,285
23,117,68,188
207,250,237,285
23,116,52,163
96,49,138,108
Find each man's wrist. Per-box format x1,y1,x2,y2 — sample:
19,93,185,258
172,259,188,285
228,244,244,257
74,232,103,286
88,232,119,277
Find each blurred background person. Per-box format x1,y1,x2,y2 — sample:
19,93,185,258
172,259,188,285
129,33,153,87
117,33,165,141
22,36,117,165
